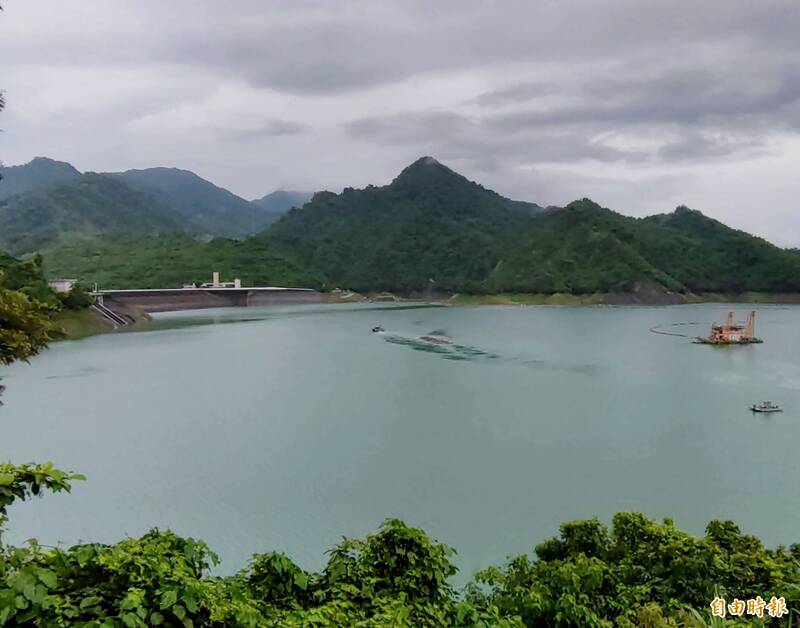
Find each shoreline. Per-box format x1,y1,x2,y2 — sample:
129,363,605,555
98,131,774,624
55,290,800,341
447,291,800,306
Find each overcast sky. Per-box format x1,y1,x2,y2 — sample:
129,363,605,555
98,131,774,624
1,1,799,245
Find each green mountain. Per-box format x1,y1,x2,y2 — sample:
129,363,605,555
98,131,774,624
268,156,542,292
639,206,800,292
250,190,313,225
34,157,800,298
0,173,183,255
107,167,275,237
0,158,298,253
267,159,799,295
482,200,681,294
0,156,80,200
485,201,800,295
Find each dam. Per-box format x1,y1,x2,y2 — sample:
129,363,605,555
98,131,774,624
93,286,323,325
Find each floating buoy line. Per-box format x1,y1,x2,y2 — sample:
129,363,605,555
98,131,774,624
649,322,707,338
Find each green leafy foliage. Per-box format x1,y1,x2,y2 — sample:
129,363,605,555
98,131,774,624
0,256,62,404
0,462,83,535
57,283,93,310
245,552,317,609
0,252,58,306
471,513,800,626
0,270,61,367
0,464,798,626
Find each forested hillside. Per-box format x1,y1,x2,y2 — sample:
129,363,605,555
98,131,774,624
641,206,800,292
12,156,800,297
484,201,800,295
266,159,800,296
0,251,58,306
40,233,324,290
268,157,542,293
0,158,302,252
0,173,183,255
250,190,313,225
106,167,278,237
0,157,80,200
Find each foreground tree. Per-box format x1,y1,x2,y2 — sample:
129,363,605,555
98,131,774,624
469,513,800,626
0,271,60,368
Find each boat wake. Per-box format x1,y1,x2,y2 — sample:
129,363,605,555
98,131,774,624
375,329,600,373
378,331,500,361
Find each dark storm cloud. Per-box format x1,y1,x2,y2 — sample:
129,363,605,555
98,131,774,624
9,1,799,96
2,0,800,245
483,65,800,129
347,57,800,167
196,1,800,97
345,110,642,165
656,133,768,162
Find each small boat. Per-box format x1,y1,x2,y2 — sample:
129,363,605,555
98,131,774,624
372,325,385,333
750,401,783,413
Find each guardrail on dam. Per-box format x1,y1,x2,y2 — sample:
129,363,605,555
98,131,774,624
93,287,323,325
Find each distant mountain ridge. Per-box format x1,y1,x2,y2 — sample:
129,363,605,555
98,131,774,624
105,167,278,237
0,157,80,200
0,157,306,252
266,157,799,295
251,190,313,224
10,155,800,298
0,173,183,255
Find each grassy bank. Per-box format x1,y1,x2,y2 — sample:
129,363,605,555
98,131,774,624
449,292,607,305
688,291,800,304
450,291,800,306
53,308,114,339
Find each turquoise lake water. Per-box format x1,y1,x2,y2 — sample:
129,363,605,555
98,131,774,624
2,303,799,582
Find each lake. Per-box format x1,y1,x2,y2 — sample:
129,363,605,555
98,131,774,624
2,303,799,583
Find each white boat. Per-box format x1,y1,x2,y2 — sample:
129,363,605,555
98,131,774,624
750,401,783,413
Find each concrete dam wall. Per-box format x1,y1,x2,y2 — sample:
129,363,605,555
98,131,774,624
98,288,324,321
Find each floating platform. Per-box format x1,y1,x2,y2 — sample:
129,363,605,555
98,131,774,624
695,310,761,345
693,337,763,345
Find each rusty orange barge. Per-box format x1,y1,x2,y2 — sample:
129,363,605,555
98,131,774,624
695,310,763,344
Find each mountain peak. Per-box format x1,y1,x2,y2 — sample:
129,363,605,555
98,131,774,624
419,156,441,166
391,156,470,189
673,204,703,216
23,156,80,174
401,155,447,172
0,156,81,200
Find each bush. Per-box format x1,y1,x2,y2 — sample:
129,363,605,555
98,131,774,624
58,283,93,310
